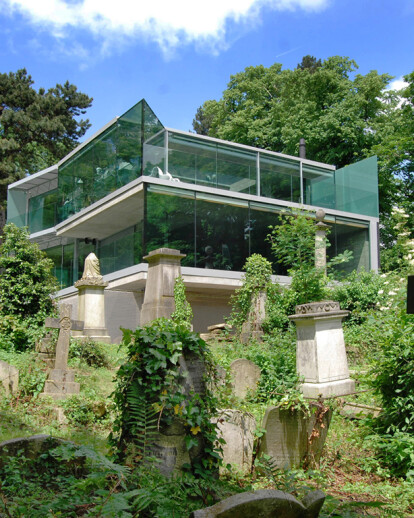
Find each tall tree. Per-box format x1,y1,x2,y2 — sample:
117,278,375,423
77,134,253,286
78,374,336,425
0,69,92,208
193,56,391,169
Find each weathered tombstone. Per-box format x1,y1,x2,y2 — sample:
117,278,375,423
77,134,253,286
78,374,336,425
289,301,355,398
241,291,266,343
41,304,83,400
140,248,186,326
257,405,332,469
74,253,111,343
212,409,256,474
150,350,207,477
0,360,18,395
35,331,56,367
190,489,326,518
230,359,261,399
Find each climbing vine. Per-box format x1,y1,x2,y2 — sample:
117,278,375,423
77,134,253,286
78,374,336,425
171,276,193,330
110,318,222,476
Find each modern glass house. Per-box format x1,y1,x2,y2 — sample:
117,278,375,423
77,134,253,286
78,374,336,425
7,100,379,339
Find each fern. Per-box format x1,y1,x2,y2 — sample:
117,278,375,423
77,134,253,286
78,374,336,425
125,383,159,461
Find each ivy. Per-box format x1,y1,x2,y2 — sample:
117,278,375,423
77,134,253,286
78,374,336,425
110,319,222,477
171,276,193,330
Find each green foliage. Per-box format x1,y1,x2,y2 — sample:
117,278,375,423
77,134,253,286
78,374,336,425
268,210,351,305
331,269,388,325
171,276,193,330
69,337,111,368
0,68,92,207
0,223,58,351
110,318,222,476
229,254,273,330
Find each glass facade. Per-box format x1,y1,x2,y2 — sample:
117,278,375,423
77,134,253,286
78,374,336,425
7,99,378,289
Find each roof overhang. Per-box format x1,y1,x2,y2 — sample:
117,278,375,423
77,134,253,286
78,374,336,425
55,178,144,240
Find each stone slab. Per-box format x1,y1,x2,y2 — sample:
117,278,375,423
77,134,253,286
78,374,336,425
0,360,18,396
257,405,332,469
230,359,261,399
0,435,73,468
190,489,325,518
213,409,256,473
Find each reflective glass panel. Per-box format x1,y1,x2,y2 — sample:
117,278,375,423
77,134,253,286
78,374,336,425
327,217,370,273
145,186,195,266
260,155,301,203
28,189,59,233
303,163,335,209
196,193,249,271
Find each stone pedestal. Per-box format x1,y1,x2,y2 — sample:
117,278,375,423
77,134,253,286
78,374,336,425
289,301,355,398
75,279,110,343
42,368,80,400
140,248,186,326
241,291,266,343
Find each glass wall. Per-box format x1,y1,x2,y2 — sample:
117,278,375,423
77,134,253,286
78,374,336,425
28,189,59,233
45,241,75,289
144,185,371,274
98,225,143,275
303,164,335,209
57,100,163,224
260,155,300,203
7,189,26,227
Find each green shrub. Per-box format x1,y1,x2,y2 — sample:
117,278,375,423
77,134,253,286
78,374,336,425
0,223,58,351
171,276,193,330
69,337,110,368
0,350,47,397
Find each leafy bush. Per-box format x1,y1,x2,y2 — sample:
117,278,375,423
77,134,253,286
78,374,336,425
0,223,58,351
330,269,388,325
69,337,110,368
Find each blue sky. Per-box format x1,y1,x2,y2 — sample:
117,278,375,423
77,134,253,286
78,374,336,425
1,0,413,141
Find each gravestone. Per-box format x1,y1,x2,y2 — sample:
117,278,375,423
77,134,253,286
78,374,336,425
212,409,256,474
257,405,332,469
140,248,186,326
74,253,110,343
289,301,355,398
35,331,56,367
0,360,18,395
230,359,261,399
191,489,326,518
241,291,267,343
150,350,207,477
41,304,83,400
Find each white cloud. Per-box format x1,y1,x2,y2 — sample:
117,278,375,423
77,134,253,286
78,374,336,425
2,0,329,55
388,76,409,91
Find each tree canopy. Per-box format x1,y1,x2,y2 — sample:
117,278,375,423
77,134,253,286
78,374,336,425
0,69,92,208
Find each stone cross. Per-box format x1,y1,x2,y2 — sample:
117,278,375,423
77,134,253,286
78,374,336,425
45,304,84,370
41,304,83,400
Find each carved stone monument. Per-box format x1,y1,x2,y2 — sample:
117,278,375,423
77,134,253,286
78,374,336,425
289,301,355,398
140,248,186,326
240,291,267,343
41,304,83,400
212,409,256,474
230,359,261,399
74,253,110,343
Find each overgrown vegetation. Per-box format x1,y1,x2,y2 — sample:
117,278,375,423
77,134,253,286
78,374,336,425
110,319,222,477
